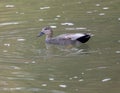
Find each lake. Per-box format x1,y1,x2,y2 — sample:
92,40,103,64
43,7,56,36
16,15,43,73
0,0,120,93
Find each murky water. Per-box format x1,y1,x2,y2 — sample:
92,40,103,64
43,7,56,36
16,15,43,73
0,0,120,93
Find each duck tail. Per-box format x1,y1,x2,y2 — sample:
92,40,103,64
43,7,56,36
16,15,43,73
77,34,91,43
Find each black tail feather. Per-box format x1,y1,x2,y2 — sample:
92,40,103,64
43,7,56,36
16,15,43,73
77,34,91,43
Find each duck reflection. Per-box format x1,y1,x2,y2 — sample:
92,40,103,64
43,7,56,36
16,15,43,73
44,43,90,57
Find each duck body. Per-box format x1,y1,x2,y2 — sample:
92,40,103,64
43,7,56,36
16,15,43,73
38,27,91,45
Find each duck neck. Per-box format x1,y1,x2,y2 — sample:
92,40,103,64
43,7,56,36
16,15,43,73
46,30,53,39
46,34,53,40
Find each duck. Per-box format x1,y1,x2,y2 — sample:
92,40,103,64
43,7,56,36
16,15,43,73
37,26,91,45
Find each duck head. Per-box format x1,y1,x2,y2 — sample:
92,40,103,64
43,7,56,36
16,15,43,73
37,26,53,38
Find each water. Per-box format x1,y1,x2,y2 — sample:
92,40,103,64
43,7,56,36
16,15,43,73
0,0,120,93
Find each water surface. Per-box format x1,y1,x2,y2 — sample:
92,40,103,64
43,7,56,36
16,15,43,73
0,0,120,93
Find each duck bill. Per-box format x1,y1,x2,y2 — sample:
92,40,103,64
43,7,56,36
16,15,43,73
37,32,45,37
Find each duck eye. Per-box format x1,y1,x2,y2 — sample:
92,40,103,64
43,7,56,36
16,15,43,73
44,27,51,30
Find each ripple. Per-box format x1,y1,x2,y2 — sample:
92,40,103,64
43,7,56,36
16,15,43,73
77,1,82,4
51,90,66,93
40,6,50,10
78,79,84,82
39,18,44,21
3,50,8,53
32,61,36,64
97,66,107,69
86,11,93,14
73,76,78,79
49,77,55,81
7,77,34,80
59,84,67,88
103,7,109,10
5,5,15,8
17,38,26,42
54,18,59,20
56,15,61,18
0,87,66,93
0,22,19,27
116,51,120,54
102,78,111,82
1,87,24,91
41,84,47,87
99,13,105,16
76,27,87,30
15,11,25,15
69,74,84,82
118,18,120,21
10,66,21,70
4,43,10,47
50,26,57,28
61,22,74,26
96,4,100,7
86,66,107,71
65,27,87,30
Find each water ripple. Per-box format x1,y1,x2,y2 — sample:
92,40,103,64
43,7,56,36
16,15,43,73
40,6,50,10
5,5,15,8
61,22,74,26
0,21,24,27
7,77,35,80
102,7,109,10
0,87,66,93
0,22,19,26
102,78,111,82
59,84,67,88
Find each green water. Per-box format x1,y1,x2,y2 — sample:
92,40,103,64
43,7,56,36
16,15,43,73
0,0,120,93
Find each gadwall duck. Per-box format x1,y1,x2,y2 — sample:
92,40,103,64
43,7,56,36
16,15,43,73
38,26,91,45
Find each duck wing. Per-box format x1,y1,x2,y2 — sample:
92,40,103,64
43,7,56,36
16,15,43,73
56,33,85,40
